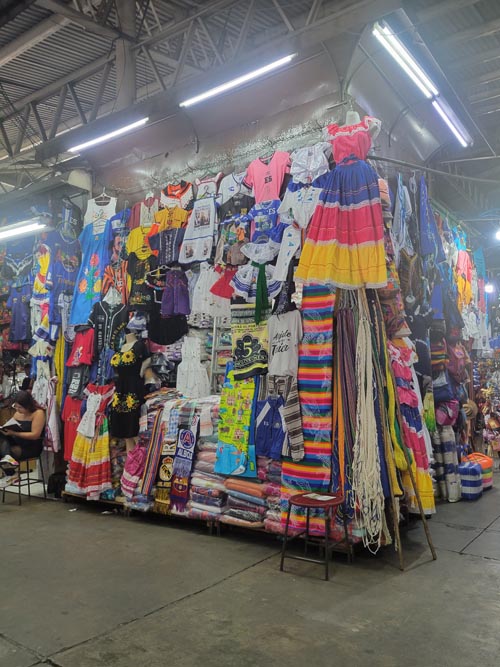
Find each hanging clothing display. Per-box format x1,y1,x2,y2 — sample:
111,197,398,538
296,116,387,289
179,198,216,264
70,220,113,325
109,340,148,438
2,109,491,563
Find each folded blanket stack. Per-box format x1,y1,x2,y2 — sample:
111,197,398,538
221,478,266,529
257,456,283,534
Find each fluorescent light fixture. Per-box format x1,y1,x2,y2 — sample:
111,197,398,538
179,54,296,107
485,282,495,294
373,23,438,99
68,117,149,153
432,100,468,148
373,21,472,147
495,229,500,241
0,220,47,241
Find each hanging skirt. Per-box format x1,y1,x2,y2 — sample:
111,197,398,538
296,158,387,289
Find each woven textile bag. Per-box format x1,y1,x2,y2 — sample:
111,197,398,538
458,461,483,501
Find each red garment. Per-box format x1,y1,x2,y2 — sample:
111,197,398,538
210,266,237,299
61,396,83,461
66,328,94,366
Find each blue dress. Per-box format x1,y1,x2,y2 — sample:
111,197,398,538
69,220,112,325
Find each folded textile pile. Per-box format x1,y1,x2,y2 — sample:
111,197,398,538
221,478,266,529
257,456,283,533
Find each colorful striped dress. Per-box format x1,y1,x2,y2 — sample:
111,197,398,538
281,284,335,535
296,117,387,289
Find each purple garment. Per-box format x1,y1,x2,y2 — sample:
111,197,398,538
7,281,32,341
160,269,190,317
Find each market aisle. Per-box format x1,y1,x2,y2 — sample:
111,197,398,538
2,487,500,667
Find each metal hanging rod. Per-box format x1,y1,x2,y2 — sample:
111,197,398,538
368,155,500,185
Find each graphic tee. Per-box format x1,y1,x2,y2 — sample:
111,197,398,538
179,197,216,263
219,171,253,204
243,151,290,203
247,200,280,242
267,309,302,376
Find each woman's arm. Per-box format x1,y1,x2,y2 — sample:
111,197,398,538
5,410,46,440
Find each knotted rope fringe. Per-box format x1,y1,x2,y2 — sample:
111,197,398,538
352,290,384,553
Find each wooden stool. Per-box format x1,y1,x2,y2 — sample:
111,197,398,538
280,492,352,581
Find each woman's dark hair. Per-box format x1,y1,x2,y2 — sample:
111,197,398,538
13,390,39,413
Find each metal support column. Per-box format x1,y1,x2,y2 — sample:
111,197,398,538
115,0,136,110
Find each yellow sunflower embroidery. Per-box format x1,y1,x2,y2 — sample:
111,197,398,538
110,353,121,367
125,393,138,410
122,350,135,364
111,393,120,407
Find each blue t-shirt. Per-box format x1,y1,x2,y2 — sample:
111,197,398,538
248,199,280,243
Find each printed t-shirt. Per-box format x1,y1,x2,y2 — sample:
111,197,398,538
61,396,83,461
247,200,280,242
267,309,302,376
66,328,95,366
243,151,290,203
219,171,252,205
195,172,223,200
179,198,216,264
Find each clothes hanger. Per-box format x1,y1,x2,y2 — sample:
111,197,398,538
94,186,111,205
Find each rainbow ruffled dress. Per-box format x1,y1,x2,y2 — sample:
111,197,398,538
296,116,387,289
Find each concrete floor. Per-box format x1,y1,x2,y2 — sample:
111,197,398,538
2,486,500,667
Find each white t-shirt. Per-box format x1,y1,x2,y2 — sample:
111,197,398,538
179,198,216,263
267,309,302,376
219,172,253,204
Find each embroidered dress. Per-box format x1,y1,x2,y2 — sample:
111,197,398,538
66,383,115,500
70,220,113,325
109,341,148,438
296,116,387,289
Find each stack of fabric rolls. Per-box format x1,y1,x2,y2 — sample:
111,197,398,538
222,478,266,528
257,457,283,533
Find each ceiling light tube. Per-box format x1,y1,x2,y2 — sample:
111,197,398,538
68,117,149,153
378,24,439,97
495,229,500,240
373,24,435,98
485,282,495,294
179,54,296,107
432,100,469,147
0,220,47,241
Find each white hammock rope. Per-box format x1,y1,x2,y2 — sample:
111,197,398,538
352,291,384,553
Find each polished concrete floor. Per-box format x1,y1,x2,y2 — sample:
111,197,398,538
2,483,500,667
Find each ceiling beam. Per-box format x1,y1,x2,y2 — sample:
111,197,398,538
441,17,500,46
463,66,500,87
0,15,69,68
0,53,113,118
35,0,133,40
443,44,500,69
0,0,38,30
414,0,480,23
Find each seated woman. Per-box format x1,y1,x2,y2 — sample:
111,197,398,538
0,390,46,487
